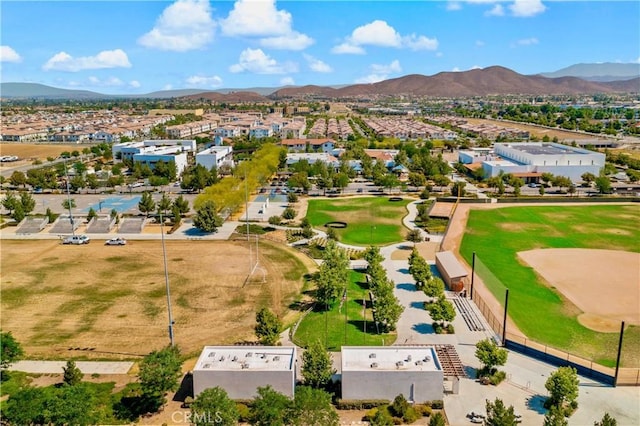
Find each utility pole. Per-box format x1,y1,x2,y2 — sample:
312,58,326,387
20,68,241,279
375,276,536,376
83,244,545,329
160,207,175,346
63,158,75,237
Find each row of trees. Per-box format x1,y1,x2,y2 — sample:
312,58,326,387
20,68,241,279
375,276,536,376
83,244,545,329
363,246,404,333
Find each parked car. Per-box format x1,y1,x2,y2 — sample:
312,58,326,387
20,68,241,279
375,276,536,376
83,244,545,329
62,235,90,245
105,237,127,246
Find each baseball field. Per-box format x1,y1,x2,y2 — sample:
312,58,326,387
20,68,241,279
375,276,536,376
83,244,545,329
459,204,640,367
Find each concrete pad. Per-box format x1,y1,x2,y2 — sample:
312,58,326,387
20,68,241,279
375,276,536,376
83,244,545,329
9,360,133,374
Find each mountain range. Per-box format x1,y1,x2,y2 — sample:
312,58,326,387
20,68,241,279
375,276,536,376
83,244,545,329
1,64,638,101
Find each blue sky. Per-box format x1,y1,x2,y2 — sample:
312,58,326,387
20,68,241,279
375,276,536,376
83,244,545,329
1,0,638,94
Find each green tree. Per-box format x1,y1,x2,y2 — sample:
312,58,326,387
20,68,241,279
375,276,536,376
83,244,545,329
427,295,456,326
594,413,617,426
190,386,239,426
423,277,445,301
452,180,466,197
429,411,446,426
406,228,423,245
301,340,335,389
316,240,350,308
173,194,190,216
1,331,24,371
475,338,508,375
545,366,579,410
193,200,223,233
62,198,76,211
86,207,98,222
12,203,25,222
110,208,120,224
63,360,83,386
138,191,156,217
2,386,47,425
290,386,339,426
581,172,596,184
138,345,183,405
9,171,27,188
485,398,518,426
250,385,292,426
408,248,432,289
255,307,282,345
19,191,35,214
86,173,100,193
372,284,404,333
44,383,101,426
282,207,296,220
157,192,172,216
370,406,394,426
544,404,568,426
2,191,18,214
595,174,612,194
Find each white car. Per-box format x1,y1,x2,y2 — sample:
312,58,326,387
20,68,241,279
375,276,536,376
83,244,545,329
105,237,127,246
62,235,90,245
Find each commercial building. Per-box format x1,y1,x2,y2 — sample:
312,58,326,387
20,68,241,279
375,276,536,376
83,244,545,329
192,346,297,399
196,145,234,170
112,140,196,176
341,346,443,402
435,251,468,292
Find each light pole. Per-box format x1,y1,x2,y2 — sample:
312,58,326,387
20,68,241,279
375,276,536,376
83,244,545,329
159,208,175,346
63,159,75,237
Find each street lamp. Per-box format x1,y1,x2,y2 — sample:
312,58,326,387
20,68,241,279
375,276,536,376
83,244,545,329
159,207,175,346
63,159,75,237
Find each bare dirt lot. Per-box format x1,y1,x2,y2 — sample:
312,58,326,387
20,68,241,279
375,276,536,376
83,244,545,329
0,143,85,172
518,248,640,332
0,239,315,359
465,118,610,142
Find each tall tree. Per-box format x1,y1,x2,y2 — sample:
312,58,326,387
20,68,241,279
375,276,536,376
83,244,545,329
1,331,24,371
138,345,183,405
475,338,508,375
545,366,579,410
250,385,292,426
9,171,27,188
19,192,36,214
193,200,223,233
190,386,239,426
543,404,568,426
2,191,19,215
301,340,335,389
255,307,282,346
157,192,172,217
485,398,518,426
427,295,456,326
172,195,190,216
372,283,404,333
63,360,83,386
408,248,432,289
290,386,339,426
316,240,350,308
138,192,155,217
594,413,617,426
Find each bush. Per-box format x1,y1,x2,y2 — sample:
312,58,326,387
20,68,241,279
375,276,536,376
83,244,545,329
336,399,390,410
282,207,296,220
287,193,299,203
414,404,432,417
236,403,250,422
403,407,421,424
235,224,266,235
268,215,282,225
432,322,454,334
489,370,507,385
419,188,430,199
363,407,379,422
425,400,443,410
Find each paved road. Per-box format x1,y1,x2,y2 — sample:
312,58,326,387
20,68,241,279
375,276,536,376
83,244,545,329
9,360,133,374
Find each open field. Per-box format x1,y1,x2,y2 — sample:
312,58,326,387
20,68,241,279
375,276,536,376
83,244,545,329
464,118,610,141
0,239,315,359
293,270,395,351
460,204,640,367
0,143,87,162
306,197,412,246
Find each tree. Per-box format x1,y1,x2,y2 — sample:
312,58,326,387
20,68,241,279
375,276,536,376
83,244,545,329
370,406,394,426
63,360,83,386
544,404,568,426
86,207,98,222
452,180,466,197
12,203,25,222
290,386,339,426
86,173,99,193
372,284,404,333
595,174,612,194
138,345,183,405
172,195,190,216
429,412,446,426
406,228,423,245
1,331,24,372
545,366,579,410
581,172,596,185
157,192,172,217
250,385,292,426
301,340,335,389
423,277,445,301
485,398,518,426
62,198,76,210
427,295,456,326
190,386,239,426
408,248,432,289
193,200,223,233
282,207,297,220
138,191,155,217
110,208,120,224
255,307,282,345
70,174,86,192
44,383,101,426
2,387,47,425
475,338,508,375
9,171,27,188
19,191,35,214
594,413,617,426
2,191,18,214
316,240,350,308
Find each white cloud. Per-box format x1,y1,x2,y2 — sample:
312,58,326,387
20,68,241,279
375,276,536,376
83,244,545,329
331,43,365,55
453,65,482,72
163,84,174,91
471,65,482,69
260,32,314,51
356,60,402,84
509,0,546,17
485,4,505,16
43,49,131,72
88,76,125,86
280,77,295,86
514,37,539,46
138,0,214,51
452,67,461,72
635,57,640,64
186,75,223,88
333,20,438,54
446,2,462,11
229,48,297,74
129,80,141,88
303,54,332,73
0,45,22,63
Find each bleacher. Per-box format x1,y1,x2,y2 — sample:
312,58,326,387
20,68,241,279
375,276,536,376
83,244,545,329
452,296,486,332
49,216,79,234
117,218,145,234
16,217,48,234
86,217,114,233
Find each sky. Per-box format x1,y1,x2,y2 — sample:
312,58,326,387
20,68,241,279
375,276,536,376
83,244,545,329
1,0,639,94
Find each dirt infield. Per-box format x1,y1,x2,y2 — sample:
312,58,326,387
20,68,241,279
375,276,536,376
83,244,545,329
0,239,314,359
518,248,640,332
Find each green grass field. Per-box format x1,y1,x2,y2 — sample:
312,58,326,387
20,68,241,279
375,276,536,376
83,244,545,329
306,197,411,246
293,271,396,351
460,204,640,367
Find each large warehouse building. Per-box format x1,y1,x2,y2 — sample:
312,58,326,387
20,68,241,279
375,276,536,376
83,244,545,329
341,346,444,402
192,346,296,399
460,142,606,182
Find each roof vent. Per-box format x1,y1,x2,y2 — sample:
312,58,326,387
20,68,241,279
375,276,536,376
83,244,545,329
241,362,249,369
232,356,238,362
415,360,423,365
246,352,253,357
396,361,404,368
371,362,378,368
369,353,377,359
208,352,216,358
219,356,225,361
406,355,412,362
273,356,280,361
424,356,431,362
203,363,211,369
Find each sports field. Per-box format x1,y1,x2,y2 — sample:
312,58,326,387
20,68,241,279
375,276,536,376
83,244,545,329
460,204,640,367
306,197,412,246
0,239,314,359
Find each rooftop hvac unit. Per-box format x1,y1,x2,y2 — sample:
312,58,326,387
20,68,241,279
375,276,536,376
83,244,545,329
273,356,280,361
371,362,378,368
406,355,412,362
232,356,238,362
241,363,249,369
369,353,377,359
203,363,211,369
415,360,423,365
219,356,225,361
246,352,253,357
424,356,431,362
396,361,404,368
208,352,216,358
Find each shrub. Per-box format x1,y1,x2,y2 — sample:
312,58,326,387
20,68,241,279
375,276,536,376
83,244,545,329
489,370,507,385
268,215,282,225
335,399,390,410
419,188,430,199
287,192,299,203
425,400,443,410
414,404,432,417
363,407,379,422
282,207,296,220
236,403,250,422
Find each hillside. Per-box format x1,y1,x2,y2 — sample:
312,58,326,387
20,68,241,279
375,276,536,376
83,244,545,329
540,63,640,82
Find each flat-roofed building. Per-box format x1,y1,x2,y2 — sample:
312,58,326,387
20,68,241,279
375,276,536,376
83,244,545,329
193,346,297,399
341,346,443,402
435,251,468,292
196,146,234,170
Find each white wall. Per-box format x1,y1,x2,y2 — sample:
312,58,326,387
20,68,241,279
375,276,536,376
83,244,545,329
193,370,295,399
341,370,443,402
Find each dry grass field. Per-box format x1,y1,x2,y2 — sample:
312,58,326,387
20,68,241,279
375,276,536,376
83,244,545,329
0,143,85,161
465,118,610,141
0,239,315,359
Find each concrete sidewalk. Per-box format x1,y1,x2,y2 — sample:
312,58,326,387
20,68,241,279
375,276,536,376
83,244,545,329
9,360,134,374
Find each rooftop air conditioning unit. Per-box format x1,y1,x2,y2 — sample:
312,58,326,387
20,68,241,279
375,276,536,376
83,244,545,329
396,361,404,368
232,356,238,362
369,353,376,359
246,352,253,357
371,362,378,368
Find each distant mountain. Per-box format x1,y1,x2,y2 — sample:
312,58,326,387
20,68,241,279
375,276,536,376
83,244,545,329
0,83,214,100
268,66,640,99
540,63,640,82
182,91,270,103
